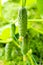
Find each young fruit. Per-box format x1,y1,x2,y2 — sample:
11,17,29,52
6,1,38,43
21,34,29,54
5,42,13,61
18,7,27,37
11,23,16,38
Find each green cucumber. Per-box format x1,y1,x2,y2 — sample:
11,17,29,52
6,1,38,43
5,42,13,61
18,7,27,37
11,23,16,38
18,7,29,54
21,34,29,54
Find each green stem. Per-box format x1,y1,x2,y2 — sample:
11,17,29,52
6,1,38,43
0,0,2,18
22,0,26,7
27,54,35,65
21,34,29,55
13,39,20,48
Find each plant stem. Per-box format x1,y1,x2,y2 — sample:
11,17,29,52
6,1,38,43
22,0,26,7
0,0,2,18
21,34,29,55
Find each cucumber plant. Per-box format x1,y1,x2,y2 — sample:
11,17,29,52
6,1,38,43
18,0,27,37
18,7,27,37
5,23,16,61
5,42,13,61
18,0,29,55
1,0,40,64
11,23,16,38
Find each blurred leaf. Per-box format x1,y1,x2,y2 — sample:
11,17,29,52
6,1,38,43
0,0,2,17
27,20,43,34
1,25,11,41
2,2,19,21
26,0,36,6
8,0,20,3
37,0,43,15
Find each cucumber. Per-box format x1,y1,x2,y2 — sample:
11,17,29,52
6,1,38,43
11,23,16,38
18,7,28,54
5,42,13,61
18,7,27,37
21,34,29,54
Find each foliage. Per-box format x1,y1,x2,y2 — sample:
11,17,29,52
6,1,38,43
0,0,43,65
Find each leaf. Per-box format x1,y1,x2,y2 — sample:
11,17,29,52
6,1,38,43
27,20,43,34
37,0,43,15
1,25,11,41
19,0,36,7
2,2,19,21
8,0,20,3
0,0,2,17
26,0,36,6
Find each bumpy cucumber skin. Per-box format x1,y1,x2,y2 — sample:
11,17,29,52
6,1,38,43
5,42,13,61
21,34,29,54
18,7,27,37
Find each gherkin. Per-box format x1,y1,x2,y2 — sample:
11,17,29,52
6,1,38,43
5,42,13,61
18,7,27,37
11,23,16,38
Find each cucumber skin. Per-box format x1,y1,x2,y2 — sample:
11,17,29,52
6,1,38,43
5,42,13,61
11,24,16,38
18,7,27,37
21,34,29,54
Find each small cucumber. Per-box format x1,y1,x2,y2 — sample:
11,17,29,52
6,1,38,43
5,42,13,61
18,7,28,54
21,34,29,54
18,7,27,37
11,23,16,38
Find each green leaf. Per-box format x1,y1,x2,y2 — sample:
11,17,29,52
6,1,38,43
2,2,19,21
0,25,11,41
27,20,43,34
26,0,36,6
37,0,43,15
0,0,2,17
8,0,20,3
